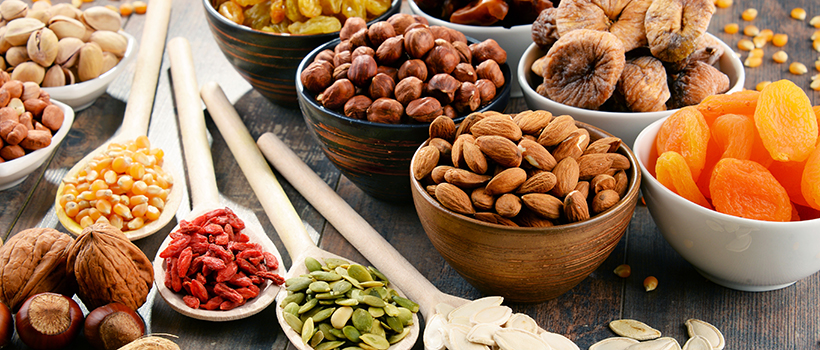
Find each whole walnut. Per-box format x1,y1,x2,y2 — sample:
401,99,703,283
66,223,154,311
0,228,76,312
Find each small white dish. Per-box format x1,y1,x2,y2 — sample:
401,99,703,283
43,31,137,111
0,100,75,190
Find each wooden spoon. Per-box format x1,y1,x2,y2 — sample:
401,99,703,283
200,82,420,350
151,37,285,321
54,0,182,240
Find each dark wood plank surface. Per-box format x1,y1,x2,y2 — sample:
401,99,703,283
0,0,819,349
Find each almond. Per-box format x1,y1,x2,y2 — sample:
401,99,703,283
518,139,556,170
550,157,580,198
592,189,620,214
474,212,519,227
485,167,527,195
513,110,552,135
574,181,590,199
614,170,629,197
471,186,495,211
521,193,562,219
537,115,577,146
429,138,453,156
552,128,590,162
591,174,616,194
426,185,437,199
469,115,522,141
463,139,488,174
444,168,491,188
584,137,621,155
455,111,485,137
413,145,440,180
564,190,590,222
578,153,614,180
429,115,456,141
476,135,522,168
516,171,557,194
451,134,474,168
435,183,475,215
514,209,554,227
607,153,631,170
495,193,522,218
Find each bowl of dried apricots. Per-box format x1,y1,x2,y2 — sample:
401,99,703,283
634,80,820,292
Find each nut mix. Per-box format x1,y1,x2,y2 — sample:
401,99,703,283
301,14,507,124
159,208,285,311
414,0,555,26
414,111,631,227
214,0,392,34
0,1,128,87
0,74,63,163
530,0,730,112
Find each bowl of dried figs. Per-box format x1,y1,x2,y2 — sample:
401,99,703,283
297,15,512,202
203,0,401,107
410,111,641,302
518,1,745,147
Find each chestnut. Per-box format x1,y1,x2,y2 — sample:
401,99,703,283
85,303,145,350
0,302,12,347
15,292,83,350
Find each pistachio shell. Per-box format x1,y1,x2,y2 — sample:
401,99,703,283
11,61,45,84
48,15,86,39
55,37,83,67
27,27,58,67
26,9,51,25
0,0,28,21
49,4,82,19
5,18,45,46
5,46,28,67
589,337,640,350
81,6,121,32
20,81,39,100
77,41,102,82
0,27,12,54
89,30,127,57
31,1,50,12
100,51,118,73
684,319,724,350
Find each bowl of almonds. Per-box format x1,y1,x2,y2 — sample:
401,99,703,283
409,111,641,302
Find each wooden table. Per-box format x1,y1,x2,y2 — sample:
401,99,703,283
2,0,819,348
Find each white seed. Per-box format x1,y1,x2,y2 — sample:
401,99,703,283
609,319,662,341
450,316,472,326
435,302,455,317
682,335,713,350
540,331,580,350
493,328,552,350
685,319,725,350
624,337,681,350
450,326,490,350
423,314,447,350
467,323,501,346
448,296,504,322
470,305,512,326
589,337,640,350
504,313,539,334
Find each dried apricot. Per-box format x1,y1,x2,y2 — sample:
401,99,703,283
695,137,722,199
754,80,818,162
656,106,710,181
802,145,820,210
644,0,716,62
656,151,711,208
711,114,754,160
769,160,809,207
710,158,791,221
697,89,759,125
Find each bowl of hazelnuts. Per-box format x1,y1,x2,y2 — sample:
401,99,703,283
297,14,512,202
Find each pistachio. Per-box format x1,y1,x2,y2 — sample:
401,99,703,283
55,37,83,67
11,61,45,84
77,41,103,81
81,6,122,32
48,15,86,39
0,27,12,54
0,0,28,21
42,65,74,87
89,30,127,57
26,8,52,25
31,1,50,12
20,82,39,101
5,46,29,67
49,4,82,20
5,18,45,46
100,51,119,73
27,27,58,67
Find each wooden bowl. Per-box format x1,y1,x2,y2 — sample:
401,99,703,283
296,38,512,202
410,122,641,302
202,0,401,107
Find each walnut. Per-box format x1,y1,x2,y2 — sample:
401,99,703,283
66,223,154,311
0,228,76,312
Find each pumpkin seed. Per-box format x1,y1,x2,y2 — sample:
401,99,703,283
343,325,361,342
423,314,447,350
335,298,359,306
540,331,580,350
448,296,504,322
347,264,373,282
685,319,724,350
368,307,384,318
505,313,539,334
682,335,712,350
359,334,390,350
316,292,345,300
435,302,455,316
311,271,343,281
352,308,373,333
305,257,323,272
331,306,354,329
298,298,319,314
396,307,413,326
310,281,332,293
335,266,349,276
319,300,336,306
358,343,378,350
371,287,389,300
470,305,512,326
341,347,363,350
392,296,419,313
450,325,491,350
450,316,472,326
387,327,411,344
301,318,316,344
286,277,313,292
282,292,306,306
315,340,346,350
342,275,364,289
329,328,345,339
385,316,403,333
332,280,353,295
324,258,349,269
367,266,389,282
312,307,336,323
370,321,386,337
302,306,324,321
319,323,337,341
623,337,680,350
467,323,501,346
382,303,399,317
310,330,325,347
609,319,662,341
283,302,300,316
588,337,639,350
362,295,386,307
493,328,551,350
283,312,303,333
359,281,384,288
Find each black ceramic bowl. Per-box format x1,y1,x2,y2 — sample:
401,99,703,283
296,38,512,202
203,0,402,107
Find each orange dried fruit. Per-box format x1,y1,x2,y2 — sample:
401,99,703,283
768,160,809,208
655,106,710,180
697,89,759,125
754,80,817,162
710,158,791,221
802,145,820,210
656,151,711,208
711,113,754,160
696,136,722,199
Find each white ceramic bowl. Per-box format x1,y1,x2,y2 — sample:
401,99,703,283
634,118,820,292
408,0,531,98
518,33,745,147
0,100,75,190
42,31,137,111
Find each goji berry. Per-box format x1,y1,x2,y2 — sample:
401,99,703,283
228,242,260,251
214,282,243,303
256,271,285,285
236,233,250,243
209,244,234,262
190,279,209,302
159,235,191,258
183,295,200,309
237,249,263,260
214,233,229,246
202,256,227,271
203,223,224,235
196,272,207,285
191,242,210,255
228,273,252,287
201,296,224,310
263,252,279,270
192,208,226,226
236,287,258,299
248,275,263,285
236,258,258,275
178,247,193,277
216,261,238,283
219,300,244,311
224,224,235,241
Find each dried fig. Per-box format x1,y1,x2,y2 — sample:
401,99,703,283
532,7,560,50
556,0,652,52
644,0,715,62
541,29,625,110
667,61,729,109
664,34,724,72
617,56,670,112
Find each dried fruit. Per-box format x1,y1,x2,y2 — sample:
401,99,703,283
668,61,730,109
656,106,710,180
802,144,820,210
754,80,817,162
644,0,715,62
531,7,559,49
656,151,711,208
555,0,652,52
710,158,791,221
617,56,669,112
697,89,759,124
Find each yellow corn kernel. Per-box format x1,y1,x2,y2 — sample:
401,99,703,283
135,135,151,149
145,205,161,221
755,81,771,91
103,170,118,184
743,25,759,36
811,16,820,28
113,203,133,220
815,58,820,71
758,29,773,41
154,175,169,188
813,39,820,52
135,152,155,167
772,33,788,47
790,62,808,75
150,148,164,162
145,185,163,197
142,173,155,186
132,181,148,195
791,8,806,20
614,264,631,278
96,189,113,201
91,179,108,193
109,214,124,230
752,36,766,48
80,215,94,228
127,217,145,230
95,199,112,215
111,194,121,204
150,197,165,211
108,142,125,150
76,208,90,221
120,195,130,207
714,0,732,9
749,48,764,58
130,195,148,206
644,276,658,292
133,0,147,14
95,216,110,226
77,200,90,210
85,170,99,183
88,208,102,221
120,3,134,16
741,8,757,21
772,50,788,63
813,30,820,41
78,190,94,201
59,194,75,207
117,175,134,192
64,201,80,217
157,189,169,201
92,158,112,172
128,163,145,180
724,23,739,34
738,39,754,51
132,204,148,218
89,200,97,208
811,78,820,91
744,56,762,67
111,156,129,173
76,182,90,193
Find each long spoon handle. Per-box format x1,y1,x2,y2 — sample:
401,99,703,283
200,82,315,259
256,132,465,318
120,0,172,137
168,37,220,208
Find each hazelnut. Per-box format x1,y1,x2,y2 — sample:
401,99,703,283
412,15,429,26
0,107,17,123
333,50,351,67
2,80,23,99
470,39,507,64
476,59,505,88
404,22,428,34
425,39,459,75
453,41,472,63
475,79,497,105
447,27,467,44
429,26,451,41
367,21,396,47
314,49,335,64
427,73,462,105
367,97,404,124
335,40,353,54
351,46,375,61
369,73,395,99
395,76,423,105
404,27,435,59
386,13,418,34
344,95,372,120
398,59,427,81
0,120,27,145
348,55,377,87
452,62,477,83
443,104,457,119
406,96,443,123
318,79,355,110
333,63,351,81
350,28,369,48
340,17,367,41
375,35,404,66
301,60,333,93
452,82,481,113
376,66,399,83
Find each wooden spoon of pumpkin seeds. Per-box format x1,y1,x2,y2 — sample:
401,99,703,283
200,82,420,350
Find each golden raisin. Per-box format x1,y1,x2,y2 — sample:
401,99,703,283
219,1,245,24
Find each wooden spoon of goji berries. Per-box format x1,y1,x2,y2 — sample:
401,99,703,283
150,37,286,322
55,0,183,241
200,82,421,350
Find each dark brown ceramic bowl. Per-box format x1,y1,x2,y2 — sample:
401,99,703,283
296,38,512,202
203,0,401,107
410,121,641,302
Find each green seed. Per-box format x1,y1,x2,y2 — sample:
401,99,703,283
301,306,323,321
301,317,315,344
397,307,413,326
319,323,337,341
310,330,325,347
305,257,323,272
392,296,419,313
329,328,345,339
298,297,318,314
324,258,349,269
315,341,346,350
335,266,349,276
370,322,386,337
283,302,300,316
370,287,389,300
367,266,389,282
388,328,411,344
286,277,313,292
359,333,390,350
385,316,403,333
350,289,364,302
367,307,384,318
341,347,364,350
319,300,336,305
281,292,306,306
362,295,385,307
312,307,336,323
331,280,353,295
283,312,303,333
310,281,332,293
352,308,373,333
335,298,359,306
382,303,398,317
331,306,354,329
311,271,343,281
316,292,345,299
343,325,361,342
347,264,373,282
341,275,363,289
358,344,378,350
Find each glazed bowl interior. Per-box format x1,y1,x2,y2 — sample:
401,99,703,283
518,33,745,148
634,118,820,292
410,121,641,302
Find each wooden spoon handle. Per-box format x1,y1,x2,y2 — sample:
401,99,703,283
256,132,455,317
168,37,220,208
200,82,315,259
120,0,172,137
